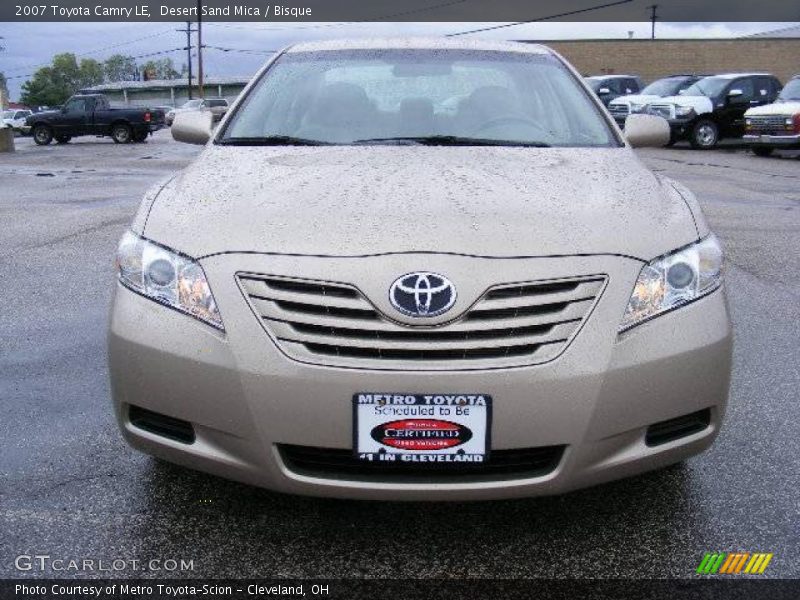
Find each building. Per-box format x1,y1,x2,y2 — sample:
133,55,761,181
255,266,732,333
79,76,251,108
520,25,800,84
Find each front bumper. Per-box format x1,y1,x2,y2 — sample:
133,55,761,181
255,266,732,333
743,133,800,147
109,253,733,500
663,117,695,140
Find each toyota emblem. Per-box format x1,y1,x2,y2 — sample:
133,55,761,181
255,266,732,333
389,272,457,318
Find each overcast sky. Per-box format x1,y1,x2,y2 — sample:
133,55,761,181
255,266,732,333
0,21,792,99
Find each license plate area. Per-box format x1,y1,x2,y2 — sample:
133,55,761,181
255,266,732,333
353,393,492,466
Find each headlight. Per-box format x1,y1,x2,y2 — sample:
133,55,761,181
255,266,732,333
115,231,224,330
675,105,694,117
620,235,723,332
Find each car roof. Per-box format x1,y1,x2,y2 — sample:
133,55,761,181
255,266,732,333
586,75,640,80
704,73,774,79
286,37,552,55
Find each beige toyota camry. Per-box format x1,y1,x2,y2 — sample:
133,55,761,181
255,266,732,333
109,39,732,500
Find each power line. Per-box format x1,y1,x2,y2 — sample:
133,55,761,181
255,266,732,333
206,21,358,32
4,28,175,75
5,47,185,80
446,0,634,36
203,45,278,55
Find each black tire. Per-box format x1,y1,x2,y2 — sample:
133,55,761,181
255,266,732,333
111,123,133,144
690,119,719,149
55,135,72,144
32,124,53,146
752,147,774,157
132,131,149,143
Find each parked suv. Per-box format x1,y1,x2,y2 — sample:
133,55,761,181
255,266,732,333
743,74,800,156
165,98,229,126
585,75,644,106
608,75,705,127
646,73,782,148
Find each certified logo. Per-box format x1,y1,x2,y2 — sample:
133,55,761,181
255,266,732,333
371,419,473,451
389,272,456,317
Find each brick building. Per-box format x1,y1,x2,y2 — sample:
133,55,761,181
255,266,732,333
522,37,800,85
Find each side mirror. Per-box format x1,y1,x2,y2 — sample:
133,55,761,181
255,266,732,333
598,87,611,95
171,110,213,145
728,89,743,97
624,114,671,148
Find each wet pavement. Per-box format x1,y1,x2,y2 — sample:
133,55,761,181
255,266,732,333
1,132,798,579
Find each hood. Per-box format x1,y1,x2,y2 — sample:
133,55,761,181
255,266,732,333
609,94,661,107
142,145,697,261
657,95,714,115
745,101,800,116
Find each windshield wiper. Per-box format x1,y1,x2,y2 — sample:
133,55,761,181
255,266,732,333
218,136,331,146
351,136,551,147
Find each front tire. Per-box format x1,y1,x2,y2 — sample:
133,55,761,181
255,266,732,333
111,123,132,144
752,147,774,157
55,135,72,144
690,119,719,149
32,125,53,146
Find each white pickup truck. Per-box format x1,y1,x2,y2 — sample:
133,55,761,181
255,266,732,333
743,75,800,156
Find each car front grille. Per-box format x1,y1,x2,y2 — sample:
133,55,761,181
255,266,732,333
609,103,630,116
279,444,566,482
239,273,606,370
648,104,674,119
746,115,790,134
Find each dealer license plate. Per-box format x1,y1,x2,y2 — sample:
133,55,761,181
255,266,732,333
353,393,492,465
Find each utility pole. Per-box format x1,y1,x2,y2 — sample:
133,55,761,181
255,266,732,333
196,0,204,98
648,4,658,40
176,21,197,99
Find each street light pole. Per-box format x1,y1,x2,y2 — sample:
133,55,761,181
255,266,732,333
648,4,658,40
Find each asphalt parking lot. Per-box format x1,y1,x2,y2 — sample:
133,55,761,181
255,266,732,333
1,131,798,579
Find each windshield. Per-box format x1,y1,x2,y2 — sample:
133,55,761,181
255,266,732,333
222,49,617,147
182,100,203,109
585,78,603,92
2,110,15,119
682,77,730,98
640,78,687,97
778,78,800,101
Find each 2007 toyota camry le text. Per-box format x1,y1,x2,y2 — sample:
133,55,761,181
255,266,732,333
108,39,732,501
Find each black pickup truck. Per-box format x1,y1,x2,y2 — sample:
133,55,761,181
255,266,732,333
26,94,166,145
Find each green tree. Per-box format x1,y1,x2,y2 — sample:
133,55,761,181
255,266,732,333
103,54,138,82
140,58,180,81
79,58,104,88
19,53,108,107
